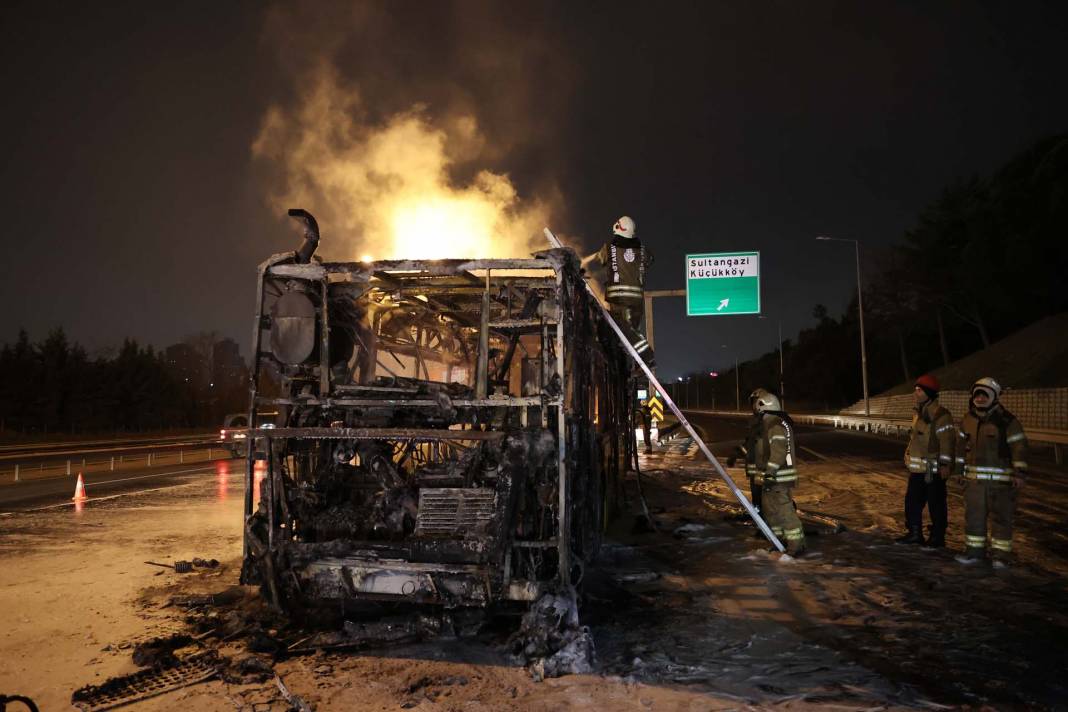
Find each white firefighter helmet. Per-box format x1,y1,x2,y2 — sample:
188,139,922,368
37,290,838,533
751,389,781,413
612,215,636,238
971,376,1002,403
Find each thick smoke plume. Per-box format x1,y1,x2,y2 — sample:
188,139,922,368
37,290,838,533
251,4,569,261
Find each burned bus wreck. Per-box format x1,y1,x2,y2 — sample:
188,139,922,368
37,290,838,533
241,211,636,616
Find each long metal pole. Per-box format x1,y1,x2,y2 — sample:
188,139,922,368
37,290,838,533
735,357,740,412
778,320,785,407
544,228,784,551
854,241,870,418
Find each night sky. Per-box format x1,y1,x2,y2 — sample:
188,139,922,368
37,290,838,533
3,1,1067,380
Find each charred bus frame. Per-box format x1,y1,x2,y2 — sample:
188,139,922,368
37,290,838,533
241,220,634,614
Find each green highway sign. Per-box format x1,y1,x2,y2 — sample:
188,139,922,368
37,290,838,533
685,251,761,316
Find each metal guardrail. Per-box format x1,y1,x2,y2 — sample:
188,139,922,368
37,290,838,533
841,388,1068,432
0,437,235,484
0,435,219,463
0,431,217,457
684,409,1068,463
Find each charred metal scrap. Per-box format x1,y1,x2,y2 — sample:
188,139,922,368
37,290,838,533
510,588,596,680
240,210,637,626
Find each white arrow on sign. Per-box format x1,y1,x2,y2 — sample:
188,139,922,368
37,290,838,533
716,298,730,311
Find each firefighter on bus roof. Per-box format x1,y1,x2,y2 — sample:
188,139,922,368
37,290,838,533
582,215,654,367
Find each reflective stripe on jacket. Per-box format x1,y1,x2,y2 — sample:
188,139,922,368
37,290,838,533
904,400,956,474
757,412,797,485
598,236,650,304
959,404,1028,482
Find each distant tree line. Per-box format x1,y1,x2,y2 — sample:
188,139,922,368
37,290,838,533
695,134,1068,411
0,328,248,437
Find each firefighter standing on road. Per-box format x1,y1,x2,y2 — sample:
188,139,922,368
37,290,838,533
582,216,654,367
729,389,772,514
898,374,956,547
750,390,806,556
956,377,1028,567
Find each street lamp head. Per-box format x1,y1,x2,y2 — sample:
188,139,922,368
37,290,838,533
815,236,832,241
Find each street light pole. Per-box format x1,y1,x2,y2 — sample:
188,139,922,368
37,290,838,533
816,236,870,417
759,315,786,408
735,356,740,412
777,320,785,408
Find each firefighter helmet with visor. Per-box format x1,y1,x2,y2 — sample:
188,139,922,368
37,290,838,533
751,390,781,413
971,376,1002,404
612,215,636,239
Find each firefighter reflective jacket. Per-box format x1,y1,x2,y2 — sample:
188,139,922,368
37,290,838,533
959,405,1028,483
597,236,650,304
905,400,956,476
753,412,797,485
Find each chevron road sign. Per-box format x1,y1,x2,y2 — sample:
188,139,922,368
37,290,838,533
647,394,664,421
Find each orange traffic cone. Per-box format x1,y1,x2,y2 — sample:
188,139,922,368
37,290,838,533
72,472,88,502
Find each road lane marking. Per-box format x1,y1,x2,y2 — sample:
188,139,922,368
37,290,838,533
800,446,831,462
88,466,217,487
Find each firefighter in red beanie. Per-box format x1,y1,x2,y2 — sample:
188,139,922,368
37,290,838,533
897,374,956,547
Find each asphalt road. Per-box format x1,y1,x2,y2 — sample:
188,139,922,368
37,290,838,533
0,457,244,513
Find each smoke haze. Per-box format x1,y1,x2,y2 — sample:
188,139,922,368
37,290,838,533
251,2,572,260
